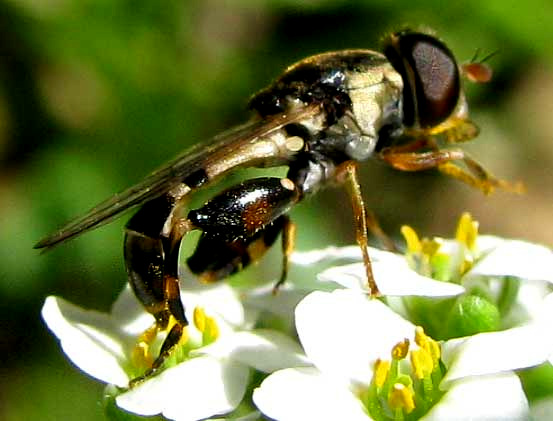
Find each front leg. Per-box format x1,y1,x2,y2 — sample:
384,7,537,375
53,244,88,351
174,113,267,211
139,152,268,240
335,161,380,297
379,147,523,194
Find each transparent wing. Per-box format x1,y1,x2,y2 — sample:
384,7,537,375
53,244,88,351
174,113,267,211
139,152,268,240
35,105,320,250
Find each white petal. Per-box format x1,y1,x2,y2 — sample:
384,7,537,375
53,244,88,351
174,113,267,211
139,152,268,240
253,367,370,421
291,246,362,265
110,286,155,340
467,239,553,282
295,290,415,384
318,260,465,297
117,356,249,421
41,296,129,387
475,235,506,253
196,329,310,372
441,323,553,387
422,372,529,420
179,279,246,328
242,283,308,325
502,280,552,326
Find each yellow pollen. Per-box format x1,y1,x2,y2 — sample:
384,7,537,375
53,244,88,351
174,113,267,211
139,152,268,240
410,348,433,379
374,358,391,388
193,307,206,332
180,325,190,346
392,338,410,360
455,212,478,251
428,338,441,365
131,342,153,370
414,326,428,348
204,316,220,342
388,383,415,414
420,238,442,257
401,225,421,253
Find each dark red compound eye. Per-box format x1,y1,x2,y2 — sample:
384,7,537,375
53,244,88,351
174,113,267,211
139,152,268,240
383,31,461,128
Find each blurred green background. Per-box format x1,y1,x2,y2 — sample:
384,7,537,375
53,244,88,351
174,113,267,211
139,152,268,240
1,0,553,419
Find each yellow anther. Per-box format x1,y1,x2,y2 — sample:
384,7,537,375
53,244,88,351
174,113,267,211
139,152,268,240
179,325,190,346
392,338,410,360
415,326,441,360
414,326,428,349
204,315,220,343
427,337,441,366
193,307,206,332
388,383,415,414
410,348,433,379
374,358,391,388
401,225,421,253
455,212,478,251
131,343,153,370
420,238,442,258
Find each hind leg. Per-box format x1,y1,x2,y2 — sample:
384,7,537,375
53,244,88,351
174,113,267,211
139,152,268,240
123,195,191,386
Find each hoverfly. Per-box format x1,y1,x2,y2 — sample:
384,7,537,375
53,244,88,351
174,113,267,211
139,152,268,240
36,29,514,385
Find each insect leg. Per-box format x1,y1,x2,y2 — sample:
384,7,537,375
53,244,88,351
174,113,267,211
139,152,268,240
272,216,296,294
379,148,523,194
335,161,379,296
124,195,191,386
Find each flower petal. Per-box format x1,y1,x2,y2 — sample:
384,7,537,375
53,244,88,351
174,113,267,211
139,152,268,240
422,372,529,420
109,286,155,343
291,246,362,265
117,355,249,421
178,278,246,328
441,323,553,387
318,260,465,297
41,296,129,387
253,367,370,421
196,329,310,373
242,283,308,326
295,290,415,384
468,239,553,282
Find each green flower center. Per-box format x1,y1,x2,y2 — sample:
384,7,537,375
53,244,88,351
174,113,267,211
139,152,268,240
127,306,220,378
362,327,445,421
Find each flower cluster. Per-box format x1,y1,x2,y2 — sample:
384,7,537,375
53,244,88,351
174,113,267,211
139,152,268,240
42,214,553,420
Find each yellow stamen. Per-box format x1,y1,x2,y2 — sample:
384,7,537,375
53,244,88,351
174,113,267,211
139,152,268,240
193,307,206,332
401,225,421,253
392,339,410,360
204,315,220,343
428,338,441,366
414,326,428,349
415,326,441,368
410,348,433,379
131,324,158,369
420,238,442,258
374,358,390,388
179,324,190,346
455,212,478,251
388,383,415,414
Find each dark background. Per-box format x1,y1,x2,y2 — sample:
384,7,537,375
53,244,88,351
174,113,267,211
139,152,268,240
1,0,552,419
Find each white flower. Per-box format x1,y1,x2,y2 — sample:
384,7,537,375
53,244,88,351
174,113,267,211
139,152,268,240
291,246,465,297
42,283,308,421
254,289,553,420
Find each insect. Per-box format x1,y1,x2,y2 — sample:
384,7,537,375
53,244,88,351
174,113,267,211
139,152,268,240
36,29,515,385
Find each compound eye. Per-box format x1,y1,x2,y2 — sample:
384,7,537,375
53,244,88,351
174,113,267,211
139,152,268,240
384,31,461,128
